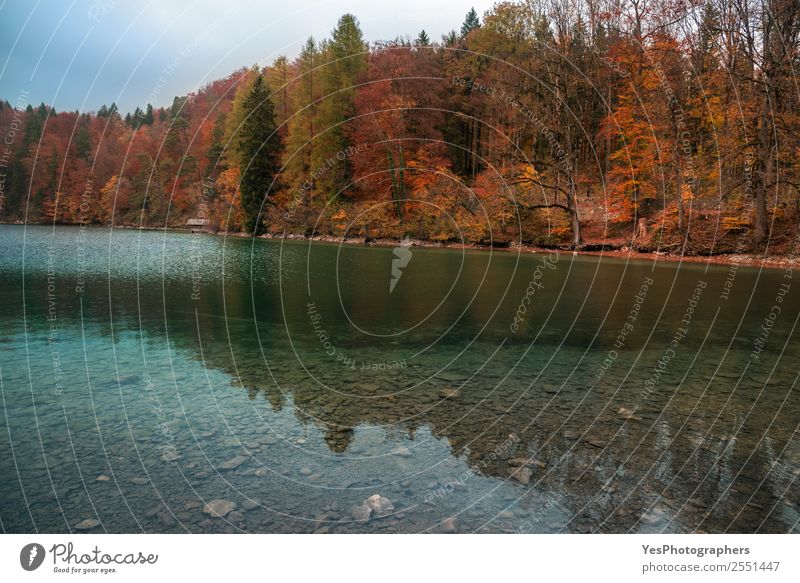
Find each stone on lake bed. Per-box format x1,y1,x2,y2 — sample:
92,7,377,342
96,474,111,482
618,407,643,421
74,518,101,530
219,455,248,470
510,466,533,485
441,517,458,533
583,437,606,448
392,446,413,457
508,457,545,469
241,499,260,511
299,467,313,476
438,387,460,399
161,450,180,462
351,504,372,521
435,372,467,382
131,477,149,485
365,494,395,516
203,499,237,518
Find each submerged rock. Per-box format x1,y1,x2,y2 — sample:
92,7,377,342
438,387,461,399
365,494,395,516
219,455,247,470
351,504,372,521
161,450,180,462
352,494,395,521
241,499,260,511
508,457,545,469
203,499,237,518
96,474,111,482
74,518,101,530
441,517,458,533
583,437,606,448
510,466,533,485
392,446,413,457
618,407,643,421
435,372,467,382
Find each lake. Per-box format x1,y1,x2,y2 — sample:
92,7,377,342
0,224,797,533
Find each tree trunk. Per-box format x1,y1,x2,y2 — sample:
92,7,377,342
675,154,689,246
753,94,771,248
567,179,583,249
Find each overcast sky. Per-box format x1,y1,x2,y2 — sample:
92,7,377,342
0,0,496,114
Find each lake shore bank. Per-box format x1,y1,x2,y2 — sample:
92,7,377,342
2,221,795,270
250,231,799,271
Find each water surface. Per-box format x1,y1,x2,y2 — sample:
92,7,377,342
0,224,797,533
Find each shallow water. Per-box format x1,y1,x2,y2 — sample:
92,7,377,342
0,224,797,533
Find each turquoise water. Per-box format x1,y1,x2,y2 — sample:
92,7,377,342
0,224,797,533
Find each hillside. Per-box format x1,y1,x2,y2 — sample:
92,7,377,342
1,3,799,259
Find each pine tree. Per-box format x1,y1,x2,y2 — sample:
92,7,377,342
441,30,458,46
461,8,480,37
75,116,92,160
237,75,282,234
415,30,431,47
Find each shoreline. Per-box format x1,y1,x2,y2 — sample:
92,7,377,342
259,233,796,271
2,221,796,271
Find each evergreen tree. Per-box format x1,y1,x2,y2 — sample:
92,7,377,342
75,115,92,160
415,30,431,47
206,112,227,175
461,8,480,37
131,106,147,127
237,75,282,234
441,29,458,46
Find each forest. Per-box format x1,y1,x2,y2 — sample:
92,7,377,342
1,0,799,255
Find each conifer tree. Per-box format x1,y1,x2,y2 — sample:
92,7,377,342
237,75,282,234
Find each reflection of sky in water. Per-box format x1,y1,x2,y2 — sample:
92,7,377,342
0,225,797,533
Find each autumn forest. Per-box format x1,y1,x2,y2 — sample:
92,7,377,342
1,0,799,255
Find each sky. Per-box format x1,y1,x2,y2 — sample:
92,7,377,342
0,0,496,114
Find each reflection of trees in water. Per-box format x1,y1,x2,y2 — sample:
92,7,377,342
189,317,799,531
9,264,797,533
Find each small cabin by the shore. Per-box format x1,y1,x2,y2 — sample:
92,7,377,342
186,218,211,233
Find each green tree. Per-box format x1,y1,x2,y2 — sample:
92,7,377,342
415,30,431,47
237,75,282,234
75,115,92,160
461,8,480,37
